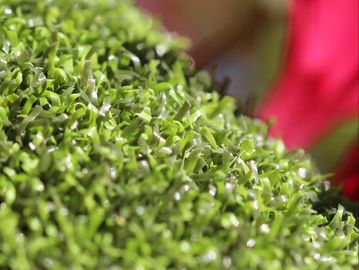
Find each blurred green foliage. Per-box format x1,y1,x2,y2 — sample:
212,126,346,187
0,0,357,269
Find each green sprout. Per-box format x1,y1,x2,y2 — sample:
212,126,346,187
0,1,357,269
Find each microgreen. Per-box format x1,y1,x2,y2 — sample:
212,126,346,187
0,1,357,269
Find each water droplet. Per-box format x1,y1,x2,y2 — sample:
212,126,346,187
320,256,335,263
255,135,264,146
160,147,172,155
88,85,97,99
223,256,232,268
209,185,216,196
302,235,310,241
35,182,44,192
248,191,256,199
28,142,36,151
339,233,345,240
260,224,270,234
312,241,320,249
0,57,7,68
180,241,191,253
42,258,55,268
64,155,73,170
139,160,150,171
45,203,55,213
230,215,239,227
37,73,46,84
130,54,140,65
155,44,167,56
253,200,259,210
201,249,217,264
136,43,145,50
99,103,111,116
182,184,190,192
293,254,303,264
28,18,35,27
108,55,116,61
273,163,280,169
110,167,117,179
235,194,243,202
297,168,307,178
136,206,145,216
4,8,12,15
193,137,201,146
174,192,181,201
59,207,69,216
2,41,10,54
225,182,234,192
319,231,326,239
246,239,256,248
162,229,172,238
5,186,16,204
16,233,25,242
29,218,41,231
71,120,79,129
323,181,330,191
250,160,259,181
27,17,43,28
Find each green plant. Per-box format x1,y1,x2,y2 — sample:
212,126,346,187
0,1,357,269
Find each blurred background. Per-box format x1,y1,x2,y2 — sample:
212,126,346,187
138,0,358,201
139,0,287,101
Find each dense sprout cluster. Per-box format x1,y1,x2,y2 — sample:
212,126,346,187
0,1,358,269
